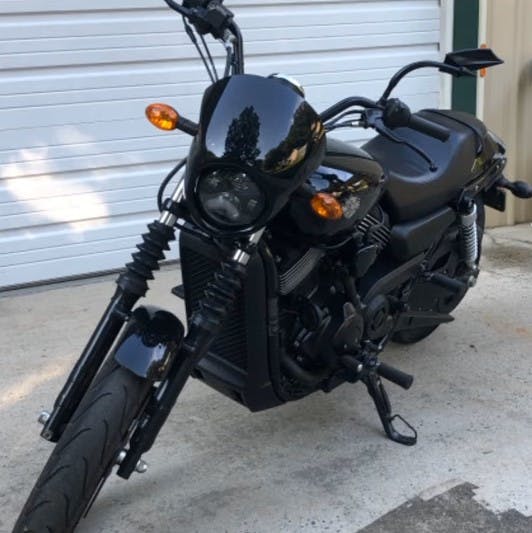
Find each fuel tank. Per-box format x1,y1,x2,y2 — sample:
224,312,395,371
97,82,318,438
287,137,386,237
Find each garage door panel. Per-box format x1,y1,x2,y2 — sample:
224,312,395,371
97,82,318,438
0,0,158,14
1,46,438,98
0,0,436,15
0,121,164,151
0,58,436,156
0,70,438,137
1,3,440,71
239,4,439,27
1,184,159,218
0,134,182,167
1,196,157,232
0,6,438,43
0,0,443,287
0,19,439,55
0,76,208,107
0,247,164,289
0,234,142,267
1,213,157,254
1,31,440,71
0,146,185,179
0,163,172,203
0,65,439,131
0,81,436,179
0,95,202,131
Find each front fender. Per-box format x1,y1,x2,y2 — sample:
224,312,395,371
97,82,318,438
114,306,184,380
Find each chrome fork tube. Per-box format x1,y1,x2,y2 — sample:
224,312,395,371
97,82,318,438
231,229,265,265
159,176,185,227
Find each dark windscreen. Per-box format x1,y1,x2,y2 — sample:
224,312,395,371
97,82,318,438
197,74,324,176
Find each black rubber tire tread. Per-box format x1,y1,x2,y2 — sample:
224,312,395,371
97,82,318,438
13,363,151,533
392,200,485,345
392,324,439,345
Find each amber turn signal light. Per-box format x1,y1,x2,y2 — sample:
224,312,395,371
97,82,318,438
310,192,344,220
480,43,488,78
145,103,179,131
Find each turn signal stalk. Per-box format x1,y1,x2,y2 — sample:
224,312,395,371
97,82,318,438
145,103,199,136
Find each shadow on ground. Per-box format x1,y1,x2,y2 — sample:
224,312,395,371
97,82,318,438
361,483,532,533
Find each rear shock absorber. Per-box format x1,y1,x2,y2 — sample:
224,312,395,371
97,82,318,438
459,202,478,269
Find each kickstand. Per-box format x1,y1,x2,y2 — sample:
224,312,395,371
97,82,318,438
364,372,417,446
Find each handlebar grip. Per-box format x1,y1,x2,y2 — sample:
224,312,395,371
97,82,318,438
408,114,450,142
377,362,414,390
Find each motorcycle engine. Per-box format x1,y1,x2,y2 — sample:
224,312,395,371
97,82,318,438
275,206,391,378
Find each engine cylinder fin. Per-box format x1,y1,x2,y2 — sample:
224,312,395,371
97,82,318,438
357,212,391,249
279,248,324,295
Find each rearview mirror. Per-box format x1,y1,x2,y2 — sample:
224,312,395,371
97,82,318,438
443,48,503,71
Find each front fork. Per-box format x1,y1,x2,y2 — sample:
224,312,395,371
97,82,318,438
40,175,263,453
40,212,175,443
117,229,264,478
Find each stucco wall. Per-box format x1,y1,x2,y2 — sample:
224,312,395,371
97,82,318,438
482,0,532,226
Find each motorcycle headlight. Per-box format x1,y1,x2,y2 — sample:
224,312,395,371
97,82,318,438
197,169,266,228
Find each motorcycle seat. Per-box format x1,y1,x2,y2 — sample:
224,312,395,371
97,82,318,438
363,109,494,222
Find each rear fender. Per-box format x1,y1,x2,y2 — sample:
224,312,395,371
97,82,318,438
114,306,184,381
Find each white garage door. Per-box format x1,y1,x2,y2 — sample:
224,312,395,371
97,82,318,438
0,0,443,289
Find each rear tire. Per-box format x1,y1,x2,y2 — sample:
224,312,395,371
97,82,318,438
14,363,151,533
392,325,439,344
392,200,485,345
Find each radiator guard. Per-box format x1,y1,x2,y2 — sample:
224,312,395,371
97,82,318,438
179,229,284,412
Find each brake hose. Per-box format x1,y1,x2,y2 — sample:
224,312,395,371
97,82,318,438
157,158,187,212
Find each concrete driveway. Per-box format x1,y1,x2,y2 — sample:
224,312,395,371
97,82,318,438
1,224,531,532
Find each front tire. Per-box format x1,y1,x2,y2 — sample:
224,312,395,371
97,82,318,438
14,363,151,533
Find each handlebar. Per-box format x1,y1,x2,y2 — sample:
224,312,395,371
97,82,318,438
408,114,450,142
381,98,450,142
163,0,244,74
321,96,451,143
164,1,450,143
320,97,380,122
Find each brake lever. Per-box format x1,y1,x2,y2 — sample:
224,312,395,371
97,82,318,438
362,109,438,172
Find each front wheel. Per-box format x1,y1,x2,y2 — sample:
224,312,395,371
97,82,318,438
14,363,151,533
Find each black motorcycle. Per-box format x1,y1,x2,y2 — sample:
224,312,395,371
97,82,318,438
14,1,532,531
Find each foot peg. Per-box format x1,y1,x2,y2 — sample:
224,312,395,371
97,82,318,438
376,361,414,390
342,353,417,446
497,177,532,199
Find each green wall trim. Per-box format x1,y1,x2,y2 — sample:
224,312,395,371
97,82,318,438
452,0,479,114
